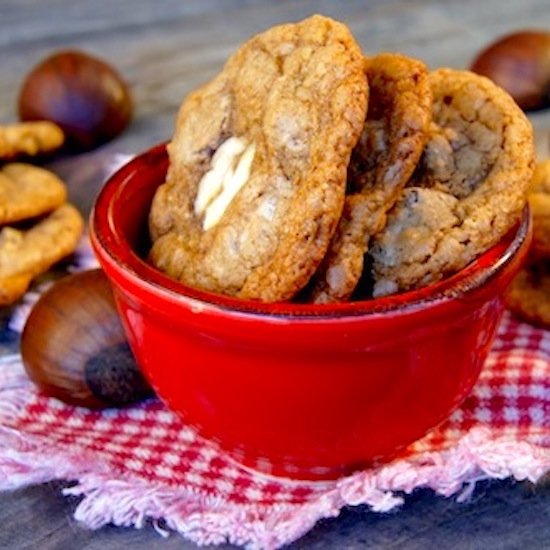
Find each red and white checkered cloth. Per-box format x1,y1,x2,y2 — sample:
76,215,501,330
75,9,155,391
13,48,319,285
1,310,550,549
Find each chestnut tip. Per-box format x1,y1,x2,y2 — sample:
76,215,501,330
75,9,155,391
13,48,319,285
20,268,153,409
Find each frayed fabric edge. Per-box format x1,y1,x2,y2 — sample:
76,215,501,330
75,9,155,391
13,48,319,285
1,417,550,550
1,356,550,549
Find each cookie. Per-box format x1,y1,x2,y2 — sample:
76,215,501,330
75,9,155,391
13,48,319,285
528,160,550,261
369,69,535,297
0,121,64,160
308,53,431,303
0,163,67,224
505,262,550,328
149,15,368,302
0,203,84,305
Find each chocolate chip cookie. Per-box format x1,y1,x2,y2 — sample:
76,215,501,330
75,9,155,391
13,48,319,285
308,53,431,303
505,262,550,328
0,163,67,224
0,121,64,160
149,15,368,302
529,159,550,261
369,69,535,297
0,203,84,305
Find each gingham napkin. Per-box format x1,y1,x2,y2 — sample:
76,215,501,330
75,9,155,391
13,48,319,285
1,307,549,549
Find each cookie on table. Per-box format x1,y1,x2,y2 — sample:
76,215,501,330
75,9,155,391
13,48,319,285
0,203,84,305
308,53,432,303
528,160,550,261
0,121,64,160
149,15,368,302
505,262,550,329
0,163,67,224
369,69,535,297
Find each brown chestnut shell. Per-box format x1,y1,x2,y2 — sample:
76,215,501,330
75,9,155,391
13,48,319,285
21,269,152,408
18,50,133,152
471,30,550,111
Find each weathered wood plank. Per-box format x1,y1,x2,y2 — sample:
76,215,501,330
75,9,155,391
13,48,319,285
1,1,550,548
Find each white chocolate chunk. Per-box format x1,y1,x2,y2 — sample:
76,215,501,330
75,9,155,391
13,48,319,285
194,170,224,216
194,136,247,216
194,136,256,231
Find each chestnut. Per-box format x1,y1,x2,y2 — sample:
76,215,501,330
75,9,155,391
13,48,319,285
471,30,550,111
21,269,153,408
18,50,133,152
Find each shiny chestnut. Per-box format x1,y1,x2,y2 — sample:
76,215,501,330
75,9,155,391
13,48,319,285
21,269,153,408
18,50,133,151
471,30,550,111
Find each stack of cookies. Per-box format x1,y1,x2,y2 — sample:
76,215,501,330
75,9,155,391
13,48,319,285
0,121,83,305
505,160,550,327
148,15,535,304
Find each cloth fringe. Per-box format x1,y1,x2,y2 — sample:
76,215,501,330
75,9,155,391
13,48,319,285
2,260,550,549
0,389,549,550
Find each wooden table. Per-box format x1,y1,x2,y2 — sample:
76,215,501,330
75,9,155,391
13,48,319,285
2,1,550,548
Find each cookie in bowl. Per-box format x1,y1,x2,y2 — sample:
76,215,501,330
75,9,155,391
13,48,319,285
308,53,432,303
369,69,535,297
149,14,368,302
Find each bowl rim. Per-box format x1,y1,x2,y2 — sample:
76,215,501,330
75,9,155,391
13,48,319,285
91,143,532,320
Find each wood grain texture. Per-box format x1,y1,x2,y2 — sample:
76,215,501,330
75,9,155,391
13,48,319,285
1,0,550,548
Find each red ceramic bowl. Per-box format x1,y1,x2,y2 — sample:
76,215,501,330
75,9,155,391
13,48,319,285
90,143,531,480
